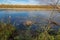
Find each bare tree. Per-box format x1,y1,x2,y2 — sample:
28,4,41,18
35,0,60,31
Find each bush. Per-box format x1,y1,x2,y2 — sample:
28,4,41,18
0,22,16,40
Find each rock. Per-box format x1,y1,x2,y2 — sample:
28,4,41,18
23,20,33,27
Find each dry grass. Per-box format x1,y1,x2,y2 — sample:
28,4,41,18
0,5,60,11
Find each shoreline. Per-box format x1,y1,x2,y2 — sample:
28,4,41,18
0,5,60,11
0,8,60,11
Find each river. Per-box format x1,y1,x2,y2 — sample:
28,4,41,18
0,10,60,30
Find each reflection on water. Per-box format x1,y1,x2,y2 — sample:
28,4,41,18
0,10,60,40
0,10,60,29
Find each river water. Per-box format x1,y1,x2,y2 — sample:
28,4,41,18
0,10,60,30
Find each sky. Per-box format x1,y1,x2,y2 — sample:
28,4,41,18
0,0,60,5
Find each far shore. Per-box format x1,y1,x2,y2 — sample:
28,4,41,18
0,8,60,11
0,5,60,11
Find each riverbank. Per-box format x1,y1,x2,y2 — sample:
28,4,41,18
0,5,60,11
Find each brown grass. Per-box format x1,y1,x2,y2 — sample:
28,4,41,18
0,5,60,10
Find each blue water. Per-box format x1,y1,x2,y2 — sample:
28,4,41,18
0,10,60,30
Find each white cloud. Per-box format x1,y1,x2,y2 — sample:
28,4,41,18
0,0,60,5
1,0,39,5
35,0,60,5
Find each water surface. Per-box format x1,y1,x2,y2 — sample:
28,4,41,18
0,10,60,30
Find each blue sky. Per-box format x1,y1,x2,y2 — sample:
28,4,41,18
0,0,60,5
